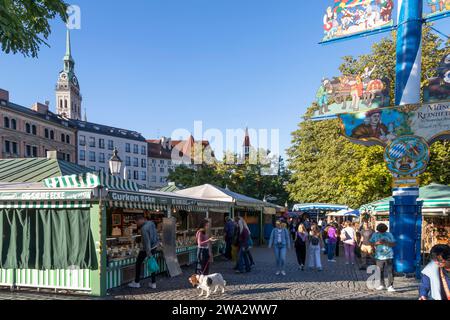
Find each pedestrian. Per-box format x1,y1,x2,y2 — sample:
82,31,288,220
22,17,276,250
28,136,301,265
369,223,396,292
195,220,217,275
341,221,357,265
359,221,375,270
268,220,291,276
335,222,341,257
327,223,338,262
223,216,235,260
236,217,252,273
289,218,297,241
128,216,160,289
307,225,324,271
322,223,330,256
419,244,450,300
295,224,308,270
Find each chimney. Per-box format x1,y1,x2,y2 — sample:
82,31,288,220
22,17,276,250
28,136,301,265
32,102,49,114
0,89,9,103
46,150,58,160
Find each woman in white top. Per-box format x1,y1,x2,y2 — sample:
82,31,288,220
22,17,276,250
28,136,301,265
340,221,357,265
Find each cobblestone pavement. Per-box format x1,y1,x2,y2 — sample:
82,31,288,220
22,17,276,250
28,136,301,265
0,247,420,300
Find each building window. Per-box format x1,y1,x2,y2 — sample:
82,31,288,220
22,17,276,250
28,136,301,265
108,140,114,150
151,176,156,183
152,167,156,173
79,150,86,161
168,160,172,166
66,135,70,144
32,125,37,135
61,134,65,143
45,129,49,139
160,159,164,165
160,167,164,173
125,156,131,166
125,143,131,153
50,130,55,140
89,137,95,147
141,171,147,181
141,146,146,155
3,117,9,128
133,144,139,154
66,154,71,162
152,159,156,164
4,140,10,153
26,123,31,134
133,171,139,180
79,135,86,146
133,158,138,167
99,139,105,149
11,119,16,130
90,166,96,171
141,159,146,168
160,177,165,183
26,145,31,157
99,153,105,163
26,145,38,157
89,151,96,162
32,146,38,157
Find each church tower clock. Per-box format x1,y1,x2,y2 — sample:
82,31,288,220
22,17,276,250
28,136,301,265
56,29,82,120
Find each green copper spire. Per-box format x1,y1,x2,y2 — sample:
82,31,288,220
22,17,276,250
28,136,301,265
63,29,75,73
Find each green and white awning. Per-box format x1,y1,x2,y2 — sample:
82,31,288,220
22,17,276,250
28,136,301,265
108,201,167,211
0,200,91,209
44,172,140,192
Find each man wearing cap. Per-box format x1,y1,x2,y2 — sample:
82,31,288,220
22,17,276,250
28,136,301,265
351,109,389,140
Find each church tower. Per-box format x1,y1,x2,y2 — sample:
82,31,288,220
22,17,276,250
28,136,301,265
243,127,251,160
56,29,82,120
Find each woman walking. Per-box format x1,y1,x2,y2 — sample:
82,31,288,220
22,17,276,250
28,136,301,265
341,221,357,265
327,223,338,262
236,217,252,273
295,224,308,270
269,220,291,276
308,225,324,271
195,220,217,275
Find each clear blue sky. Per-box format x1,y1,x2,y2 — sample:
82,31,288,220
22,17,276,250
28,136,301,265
1,0,448,160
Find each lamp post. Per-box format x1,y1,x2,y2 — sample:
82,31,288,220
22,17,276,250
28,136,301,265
109,148,122,176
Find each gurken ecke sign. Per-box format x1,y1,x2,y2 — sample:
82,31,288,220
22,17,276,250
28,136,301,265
339,101,450,179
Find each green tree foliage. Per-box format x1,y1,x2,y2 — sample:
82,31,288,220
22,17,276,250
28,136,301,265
287,28,450,209
0,0,68,57
168,153,291,206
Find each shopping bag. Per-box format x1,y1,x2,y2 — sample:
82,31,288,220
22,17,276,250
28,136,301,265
147,256,160,274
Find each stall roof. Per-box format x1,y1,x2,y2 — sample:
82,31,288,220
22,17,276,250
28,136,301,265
360,183,450,213
0,158,95,183
175,184,280,210
293,203,349,212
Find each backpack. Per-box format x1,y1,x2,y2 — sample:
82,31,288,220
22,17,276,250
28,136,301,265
310,235,320,246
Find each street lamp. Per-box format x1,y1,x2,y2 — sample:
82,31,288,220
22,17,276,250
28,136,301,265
109,148,122,176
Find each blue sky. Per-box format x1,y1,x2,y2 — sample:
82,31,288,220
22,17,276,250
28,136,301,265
0,0,448,160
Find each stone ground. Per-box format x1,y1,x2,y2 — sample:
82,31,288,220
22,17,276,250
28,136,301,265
0,246,420,300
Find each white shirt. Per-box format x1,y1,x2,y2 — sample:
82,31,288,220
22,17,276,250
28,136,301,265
341,227,356,245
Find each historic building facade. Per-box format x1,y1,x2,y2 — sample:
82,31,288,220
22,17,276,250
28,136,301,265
0,89,77,162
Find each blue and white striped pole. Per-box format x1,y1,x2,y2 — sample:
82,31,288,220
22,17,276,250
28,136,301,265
392,0,423,275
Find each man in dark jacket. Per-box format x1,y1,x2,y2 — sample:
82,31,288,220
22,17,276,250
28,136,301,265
129,216,160,289
224,216,235,260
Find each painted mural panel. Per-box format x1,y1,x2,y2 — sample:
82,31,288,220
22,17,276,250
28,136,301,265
322,0,394,43
424,0,450,19
338,101,450,146
424,53,450,103
312,67,390,120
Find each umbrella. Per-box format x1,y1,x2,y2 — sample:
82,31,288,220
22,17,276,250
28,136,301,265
344,209,360,217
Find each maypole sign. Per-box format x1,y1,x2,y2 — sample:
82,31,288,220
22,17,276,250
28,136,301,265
317,0,450,276
322,0,394,43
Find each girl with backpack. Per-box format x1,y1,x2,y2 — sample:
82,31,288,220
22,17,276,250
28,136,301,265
308,225,324,271
295,224,308,270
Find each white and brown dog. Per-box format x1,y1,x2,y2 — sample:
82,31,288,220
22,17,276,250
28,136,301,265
188,273,226,298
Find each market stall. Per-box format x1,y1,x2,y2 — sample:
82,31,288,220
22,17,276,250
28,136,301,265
176,184,281,245
293,203,350,223
0,170,230,297
360,183,450,253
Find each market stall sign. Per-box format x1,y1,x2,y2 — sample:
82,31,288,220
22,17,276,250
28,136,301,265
0,190,92,201
110,192,161,204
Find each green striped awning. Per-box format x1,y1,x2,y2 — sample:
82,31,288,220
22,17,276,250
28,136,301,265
108,201,167,211
43,172,140,192
0,200,91,209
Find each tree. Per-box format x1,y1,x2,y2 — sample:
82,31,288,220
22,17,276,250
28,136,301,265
287,28,450,209
0,0,68,57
